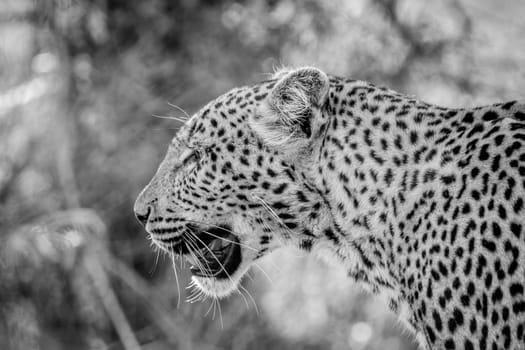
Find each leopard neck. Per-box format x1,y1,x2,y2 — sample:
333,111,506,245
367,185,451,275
305,77,472,306
315,78,460,233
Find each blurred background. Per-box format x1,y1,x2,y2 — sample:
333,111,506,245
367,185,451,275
0,0,524,349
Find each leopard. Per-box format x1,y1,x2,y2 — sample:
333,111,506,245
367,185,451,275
134,67,525,350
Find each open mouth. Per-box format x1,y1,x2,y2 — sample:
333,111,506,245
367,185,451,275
183,225,242,279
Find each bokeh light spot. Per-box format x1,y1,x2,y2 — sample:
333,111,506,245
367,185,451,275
350,321,373,344
31,52,58,74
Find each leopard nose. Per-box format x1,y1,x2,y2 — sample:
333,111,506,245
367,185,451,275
134,201,152,226
134,206,151,226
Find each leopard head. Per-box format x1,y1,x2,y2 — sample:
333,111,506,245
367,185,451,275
134,67,333,298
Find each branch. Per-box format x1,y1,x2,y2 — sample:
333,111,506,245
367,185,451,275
84,249,142,350
372,0,473,89
103,254,195,348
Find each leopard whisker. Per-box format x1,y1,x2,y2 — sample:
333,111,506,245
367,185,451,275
244,270,255,282
186,229,244,309
259,213,286,247
183,235,208,280
256,209,308,260
152,113,188,123
149,246,161,275
184,232,214,282
184,231,225,302
239,284,259,315
167,102,191,120
191,230,237,285
209,296,224,329
252,195,294,238
204,296,216,317
237,284,252,311
169,250,182,308
187,283,204,303
184,219,258,251
253,262,275,286
187,282,205,303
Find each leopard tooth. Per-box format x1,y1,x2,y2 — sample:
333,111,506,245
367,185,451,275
208,238,223,251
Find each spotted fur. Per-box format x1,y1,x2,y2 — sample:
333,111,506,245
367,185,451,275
135,67,525,350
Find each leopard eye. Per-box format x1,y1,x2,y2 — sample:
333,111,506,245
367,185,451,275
182,150,201,167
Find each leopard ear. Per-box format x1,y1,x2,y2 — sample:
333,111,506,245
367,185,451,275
251,67,329,148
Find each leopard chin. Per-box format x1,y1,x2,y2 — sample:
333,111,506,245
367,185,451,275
182,223,254,299
190,263,250,299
